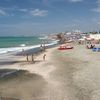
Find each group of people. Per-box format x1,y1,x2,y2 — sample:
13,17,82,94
21,44,46,63
26,54,34,62
86,44,95,49
26,53,46,62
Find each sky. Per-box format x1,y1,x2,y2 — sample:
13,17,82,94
0,0,100,36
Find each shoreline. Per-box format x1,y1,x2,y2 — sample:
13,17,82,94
0,40,58,55
0,40,58,66
0,46,57,100
0,46,57,78
1,44,100,100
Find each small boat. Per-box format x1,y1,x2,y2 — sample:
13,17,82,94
58,46,73,50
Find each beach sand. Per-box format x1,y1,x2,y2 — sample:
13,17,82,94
0,45,100,100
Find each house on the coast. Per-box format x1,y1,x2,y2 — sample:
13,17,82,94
89,34,100,40
79,33,100,44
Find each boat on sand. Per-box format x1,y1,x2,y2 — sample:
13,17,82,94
58,45,73,50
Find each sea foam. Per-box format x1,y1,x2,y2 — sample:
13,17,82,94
0,40,58,55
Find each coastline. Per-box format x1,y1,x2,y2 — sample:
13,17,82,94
0,40,58,65
0,46,57,100
0,44,100,100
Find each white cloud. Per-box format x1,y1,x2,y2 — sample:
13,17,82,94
0,9,7,16
97,0,100,3
92,6,100,12
68,0,83,2
30,9,48,17
97,22,100,24
0,8,48,17
92,0,100,13
19,9,28,12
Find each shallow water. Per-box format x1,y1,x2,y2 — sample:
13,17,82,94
0,37,41,48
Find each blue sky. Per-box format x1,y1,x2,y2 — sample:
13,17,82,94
0,0,100,36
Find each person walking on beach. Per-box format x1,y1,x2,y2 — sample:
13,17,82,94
43,54,46,61
26,54,29,62
32,54,35,63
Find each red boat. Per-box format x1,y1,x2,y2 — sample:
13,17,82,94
58,46,73,50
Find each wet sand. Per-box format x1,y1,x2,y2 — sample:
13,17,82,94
0,45,100,100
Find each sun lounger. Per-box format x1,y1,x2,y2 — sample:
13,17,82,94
92,47,100,52
97,48,100,52
92,48,97,52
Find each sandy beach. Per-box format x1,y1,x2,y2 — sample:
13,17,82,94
0,45,100,100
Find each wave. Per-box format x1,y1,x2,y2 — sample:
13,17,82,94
0,40,58,55
20,44,26,47
38,36,48,40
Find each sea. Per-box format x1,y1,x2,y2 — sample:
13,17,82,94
0,36,54,54
0,37,42,48
0,36,55,54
